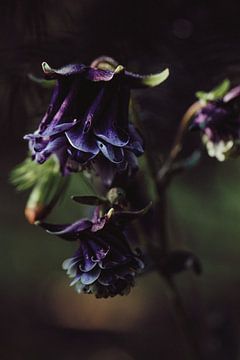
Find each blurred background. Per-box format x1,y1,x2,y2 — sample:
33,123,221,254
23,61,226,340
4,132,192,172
1,0,240,359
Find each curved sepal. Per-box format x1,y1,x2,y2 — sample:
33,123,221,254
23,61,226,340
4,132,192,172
42,62,86,78
126,68,169,88
28,73,56,88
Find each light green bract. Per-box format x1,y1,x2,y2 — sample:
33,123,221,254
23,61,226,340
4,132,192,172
195,79,230,103
28,73,56,88
140,68,169,87
10,156,60,191
10,156,68,222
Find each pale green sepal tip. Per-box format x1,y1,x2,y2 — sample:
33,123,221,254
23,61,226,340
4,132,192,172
42,61,53,74
28,74,56,88
141,68,169,87
196,79,231,102
114,65,124,74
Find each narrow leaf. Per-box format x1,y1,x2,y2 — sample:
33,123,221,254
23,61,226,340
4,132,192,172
71,195,107,206
113,202,152,223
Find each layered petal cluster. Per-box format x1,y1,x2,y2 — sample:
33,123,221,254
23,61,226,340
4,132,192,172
25,59,167,183
40,208,144,298
191,86,240,161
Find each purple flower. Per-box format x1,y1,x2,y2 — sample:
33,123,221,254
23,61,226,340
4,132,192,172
191,86,240,161
40,207,144,298
25,57,168,182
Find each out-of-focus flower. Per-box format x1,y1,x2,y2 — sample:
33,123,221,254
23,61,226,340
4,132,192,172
191,81,240,161
24,57,169,184
10,156,68,223
39,205,146,298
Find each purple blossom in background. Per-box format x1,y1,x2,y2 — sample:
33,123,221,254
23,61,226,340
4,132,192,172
40,207,144,298
191,85,240,161
24,58,161,185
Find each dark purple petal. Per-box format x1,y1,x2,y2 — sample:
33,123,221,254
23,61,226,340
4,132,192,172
98,271,116,286
192,103,228,130
97,140,124,163
39,219,92,240
66,87,107,153
115,266,136,279
39,80,72,133
95,124,129,147
42,62,87,78
80,266,101,285
94,83,130,144
126,125,144,155
24,134,49,153
116,85,130,130
91,207,101,223
66,122,99,154
88,237,110,261
42,62,115,82
44,79,80,133
100,247,128,269
42,121,77,137
79,242,97,272
91,218,108,232
34,137,67,164
86,68,115,82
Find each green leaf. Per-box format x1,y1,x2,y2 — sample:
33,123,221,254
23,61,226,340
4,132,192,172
113,202,152,223
28,73,56,88
10,155,69,223
10,156,60,191
71,195,107,206
140,68,169,87
25,174,69,223
196,79,230,102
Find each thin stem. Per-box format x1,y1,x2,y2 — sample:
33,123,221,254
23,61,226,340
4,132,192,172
164,277,200,360
132,98,202,360
169,101,203,161
157,101,203,183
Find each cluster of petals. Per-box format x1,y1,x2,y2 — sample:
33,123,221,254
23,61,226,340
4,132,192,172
191,86,240,161
40,207,144,298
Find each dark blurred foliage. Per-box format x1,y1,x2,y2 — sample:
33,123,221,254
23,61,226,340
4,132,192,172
2,0,240,359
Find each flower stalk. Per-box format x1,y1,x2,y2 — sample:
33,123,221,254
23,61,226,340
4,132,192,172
131,98,201,359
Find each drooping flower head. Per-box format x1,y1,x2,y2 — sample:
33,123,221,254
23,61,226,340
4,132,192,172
39,201,148,298
24,56,169,185
191,80,240,161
